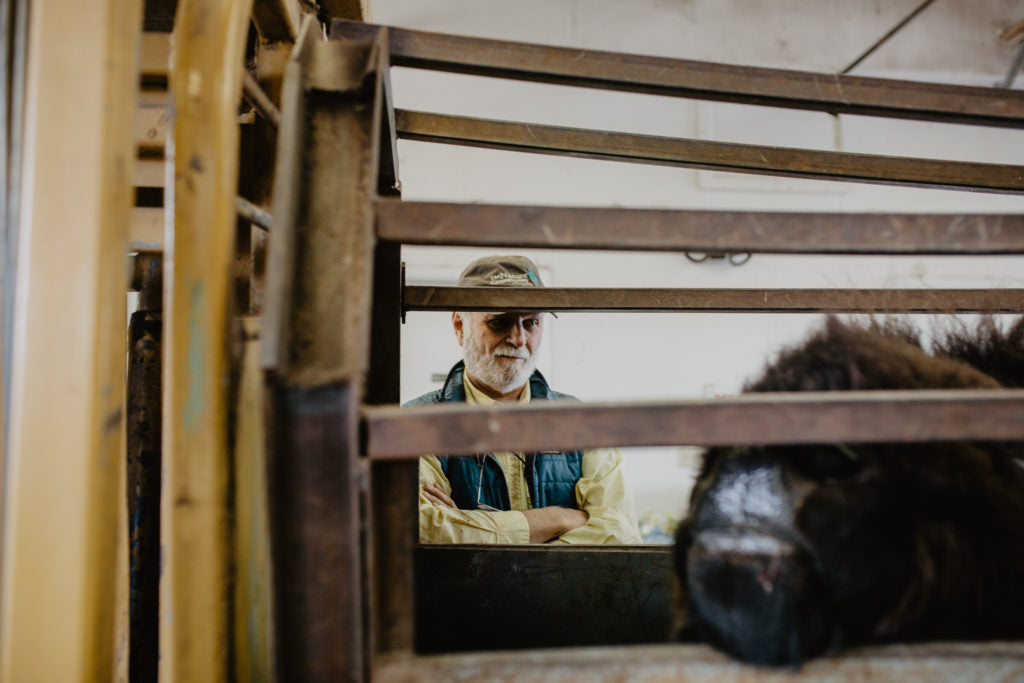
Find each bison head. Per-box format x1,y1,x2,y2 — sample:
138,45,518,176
673,317,1024,666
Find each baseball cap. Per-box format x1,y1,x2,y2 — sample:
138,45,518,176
457,255,556,316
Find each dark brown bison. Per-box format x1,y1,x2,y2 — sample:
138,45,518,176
673,316,1024,666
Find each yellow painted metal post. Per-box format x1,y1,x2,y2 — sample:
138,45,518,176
234,318,275,682
0,0,141,679
162,0,254,681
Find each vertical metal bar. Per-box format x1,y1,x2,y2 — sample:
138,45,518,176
367,242,417,660
262,20,384,681
126,253,162,683
162,0,254,681
233,318,274,683
0,0,141,678
1,0,28,513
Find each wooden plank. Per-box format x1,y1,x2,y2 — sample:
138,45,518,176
376,201,1024,255
160,1,254,681
363,390,1024,458
376,643,1024,682
396,110,1024,194
414,546,674,654
0,0,140,678
404,286,1024,314
332,21,1024,129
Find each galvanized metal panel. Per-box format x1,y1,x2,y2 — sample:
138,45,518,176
396,110,1024,193
364,390,1024,458
331,20,1024,129
376,200,1024,255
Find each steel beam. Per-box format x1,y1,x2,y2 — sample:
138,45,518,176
262,16,384,682
364,390,1024,458
376,200,1024,254
403,286,1024,314
332,21,1024,129
161,0,254,681
0,0,140,678
396,110,1024,193
126,253,162,683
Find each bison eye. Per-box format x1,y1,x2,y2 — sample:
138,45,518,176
789,445,864,481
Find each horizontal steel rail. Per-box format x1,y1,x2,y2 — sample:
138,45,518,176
403,286,1024,314
363,390,1024,458
332,20,1024,129
376,201,1024,254
396,110,1024,193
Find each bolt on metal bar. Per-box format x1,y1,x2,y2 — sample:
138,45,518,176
332,20,1024,129
242,69,281,127
404,286,1024,314
375,200,1024,254
395,110,1024,194
235,195,272,231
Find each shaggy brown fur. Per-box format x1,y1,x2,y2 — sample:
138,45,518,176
673,316,1024,666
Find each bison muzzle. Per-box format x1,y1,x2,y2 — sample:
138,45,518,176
673,317,1024,666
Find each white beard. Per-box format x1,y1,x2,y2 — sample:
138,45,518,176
463,338,536,395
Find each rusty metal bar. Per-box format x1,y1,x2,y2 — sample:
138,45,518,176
236,195,273,231
262,16,384,682
375,642,1024,682
366,240,416,661
376,200,1024,254
364,389,1024,458
331,20,1024,129
404,286,1024,314
395,110,1024,193
242,69,282,127
126,309,162,683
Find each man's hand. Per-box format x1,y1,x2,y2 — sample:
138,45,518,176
422,483,456,508
523,507,588,543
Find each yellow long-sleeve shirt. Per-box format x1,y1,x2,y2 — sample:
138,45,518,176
419,375,642,544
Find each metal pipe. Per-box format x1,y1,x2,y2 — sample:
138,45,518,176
242,69,281,127
235,195,272,231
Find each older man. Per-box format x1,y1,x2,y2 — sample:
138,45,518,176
406,255,641,544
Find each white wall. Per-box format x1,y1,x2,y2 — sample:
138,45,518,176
373,1,1024,538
